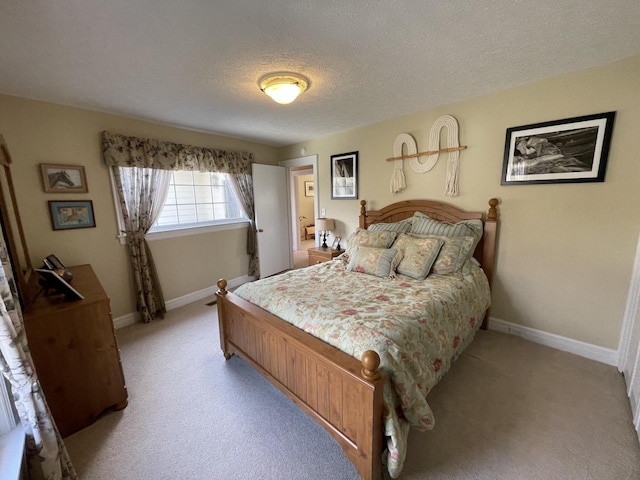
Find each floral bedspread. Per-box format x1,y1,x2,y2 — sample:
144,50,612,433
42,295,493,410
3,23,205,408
234,259,491,478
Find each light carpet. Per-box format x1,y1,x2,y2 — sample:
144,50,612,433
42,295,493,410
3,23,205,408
294,239,316,270
64,301,640,479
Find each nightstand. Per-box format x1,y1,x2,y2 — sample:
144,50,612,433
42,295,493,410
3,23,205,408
308,246,345,265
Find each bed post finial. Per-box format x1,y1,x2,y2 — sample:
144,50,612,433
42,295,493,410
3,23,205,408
361,350,381,381
359,200,368,229
217,279,228,295
487,198,499,221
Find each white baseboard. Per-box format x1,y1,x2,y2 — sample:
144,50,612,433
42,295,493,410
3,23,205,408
113,312,139,330
113,275,255,329
489,316,618,366
113,289,620,367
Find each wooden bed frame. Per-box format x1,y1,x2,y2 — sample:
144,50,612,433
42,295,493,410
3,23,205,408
216,198,499,479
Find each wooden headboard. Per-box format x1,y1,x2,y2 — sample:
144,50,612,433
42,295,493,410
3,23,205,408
359,198,499,289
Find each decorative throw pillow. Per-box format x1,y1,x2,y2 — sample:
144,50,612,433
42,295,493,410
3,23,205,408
343,228,397,258
410,212,483,270
391,233,444,280
367,218,412,234
427,235,476,275
346,246,403,278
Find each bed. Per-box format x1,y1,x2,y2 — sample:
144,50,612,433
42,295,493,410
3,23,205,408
215,198,499,479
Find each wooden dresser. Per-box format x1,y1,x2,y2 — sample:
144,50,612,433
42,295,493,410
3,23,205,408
23,264,128,437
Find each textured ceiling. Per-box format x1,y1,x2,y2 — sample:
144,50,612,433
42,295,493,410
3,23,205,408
1,1,639,147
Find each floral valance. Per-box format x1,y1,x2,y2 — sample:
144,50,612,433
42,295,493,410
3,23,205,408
101,131,253,175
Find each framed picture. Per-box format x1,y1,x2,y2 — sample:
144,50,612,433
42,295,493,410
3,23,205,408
331,236,342,250
48,200,96,230
331,151,358,199
304,181,314,197
501,111,615,185
34,269,84,300
40,163,88,193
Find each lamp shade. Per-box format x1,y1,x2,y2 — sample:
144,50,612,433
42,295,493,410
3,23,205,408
315,218,335,232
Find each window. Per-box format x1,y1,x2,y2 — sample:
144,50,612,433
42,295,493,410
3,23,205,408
151,171,246,232
0,377,17,436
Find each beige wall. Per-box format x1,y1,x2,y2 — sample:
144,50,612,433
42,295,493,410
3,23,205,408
3,55,638,348
0,94,279,318
279,55,640,350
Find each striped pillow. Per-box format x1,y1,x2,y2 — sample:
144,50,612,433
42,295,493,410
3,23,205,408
410,211,483,242
367,219,412,234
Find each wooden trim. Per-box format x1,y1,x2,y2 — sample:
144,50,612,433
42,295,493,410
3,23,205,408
0,134,35,308
385,145,467,161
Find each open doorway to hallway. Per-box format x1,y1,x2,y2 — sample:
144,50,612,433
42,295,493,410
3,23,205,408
280,154,319,271
290,167,315,269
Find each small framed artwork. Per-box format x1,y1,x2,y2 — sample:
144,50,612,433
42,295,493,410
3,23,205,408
40,163,88,193
48,200,96,230
331,151,358,199
331,236,342,250
501,111,615,185
304,181,314,197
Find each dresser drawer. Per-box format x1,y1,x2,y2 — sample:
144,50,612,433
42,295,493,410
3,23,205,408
308,253,327,265
307,247,344,265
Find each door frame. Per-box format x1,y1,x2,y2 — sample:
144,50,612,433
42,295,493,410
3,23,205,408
280,155,319,253
289,167,313,251
618,230,640,441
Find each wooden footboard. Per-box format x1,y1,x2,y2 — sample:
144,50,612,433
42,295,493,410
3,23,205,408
216,279,386,480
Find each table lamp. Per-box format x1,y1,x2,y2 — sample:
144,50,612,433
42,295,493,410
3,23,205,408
315,218,335,248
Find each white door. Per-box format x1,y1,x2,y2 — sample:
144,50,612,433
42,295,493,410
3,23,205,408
619,231,640,441
253,164,291,278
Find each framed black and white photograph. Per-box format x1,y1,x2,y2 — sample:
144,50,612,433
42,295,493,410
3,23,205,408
304,181,314,197
40,163,88,193
331,236,342,250
501,111,615,185
331,151,358,199
48,200,96,230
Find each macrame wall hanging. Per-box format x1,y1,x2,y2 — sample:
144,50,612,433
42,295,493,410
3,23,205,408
389,133,413,193
387,114,467,196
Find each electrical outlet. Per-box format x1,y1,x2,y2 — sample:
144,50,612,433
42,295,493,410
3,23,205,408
321,208,326,217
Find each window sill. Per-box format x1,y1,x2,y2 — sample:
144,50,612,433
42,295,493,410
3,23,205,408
0,425,25,480
146,220,250,241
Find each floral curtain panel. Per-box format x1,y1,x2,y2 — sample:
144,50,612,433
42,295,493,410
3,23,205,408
0,228,76,479
111,166,171,323
229,173,259,277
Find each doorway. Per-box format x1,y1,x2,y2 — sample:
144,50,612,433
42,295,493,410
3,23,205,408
279,155,318,270
291,167,314,268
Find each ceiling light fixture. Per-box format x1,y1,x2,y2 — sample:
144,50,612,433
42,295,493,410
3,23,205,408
259,72,309,105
